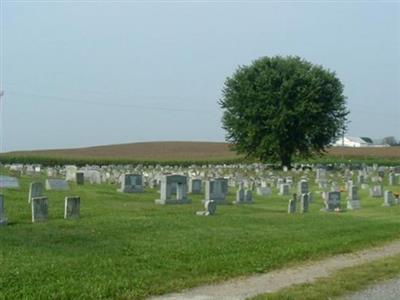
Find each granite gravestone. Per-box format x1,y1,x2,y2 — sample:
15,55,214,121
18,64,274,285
155,175,191,204
45,179,69,191
0,176,20,189
28,182,44,204
31,197,48,222
64,196,80,219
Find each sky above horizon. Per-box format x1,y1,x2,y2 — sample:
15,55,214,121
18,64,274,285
1,1,399,152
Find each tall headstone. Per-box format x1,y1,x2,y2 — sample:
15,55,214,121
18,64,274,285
279,183,290,196
245,189,253,203
322,191,341,212
189,178,202,194
235,187,245,204
31,197,48,222
65,165,78,181
347,184,361,210
383,191,394,207
76,172,85,185
28,182,44,204
64,196,80,219
0,194,7,226
155,175,191,204
300,193,309,213
389,173,398,186
288,194,296,214
297,180,309,196
204,178,229,204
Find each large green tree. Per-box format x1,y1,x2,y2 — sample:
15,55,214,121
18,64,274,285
220,56,348,167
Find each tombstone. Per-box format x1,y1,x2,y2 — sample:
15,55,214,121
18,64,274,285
0,176,20,189
64,196,80,219
204,178,229,204
0,194,7,226
370,185,383,198
118,174,144,193
389,173,398,186
235,187,245,204
188,178,202,194
378,170,385,178
279,183,290,196
245,190,253,203
256,186,271,196
31,197,48,222
65,165,78,181
76,172,85,185
288,194,296,214
347,185,361,210
155,175,191,204
357,174,365,185
300,193,309,213
315,168,327,183
28,182,44,203
45,179,69,191
297,180,309,196
322,191,341,212
383,191,394,207
196,200,217,216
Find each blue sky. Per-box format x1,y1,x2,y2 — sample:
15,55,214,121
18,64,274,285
1,1,399,151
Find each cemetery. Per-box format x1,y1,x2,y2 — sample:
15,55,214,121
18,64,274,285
1,162,400,299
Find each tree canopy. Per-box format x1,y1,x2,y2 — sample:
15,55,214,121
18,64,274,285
220,56,348,167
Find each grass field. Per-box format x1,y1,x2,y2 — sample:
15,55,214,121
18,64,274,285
253,254,400,300
2,142,400,164
1,170,400,299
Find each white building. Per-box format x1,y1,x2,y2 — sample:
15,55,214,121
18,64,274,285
333,136,373,147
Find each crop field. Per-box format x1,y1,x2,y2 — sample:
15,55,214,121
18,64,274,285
1,169,400,299
2,143,400,166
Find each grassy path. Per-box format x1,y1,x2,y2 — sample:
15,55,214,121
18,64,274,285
150,240,400,300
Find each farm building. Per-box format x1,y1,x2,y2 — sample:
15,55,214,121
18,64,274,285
333,136,373,147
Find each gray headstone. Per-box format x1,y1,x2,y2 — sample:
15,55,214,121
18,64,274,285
300,193,309,213
76,172,85,185
64,196,80,219
383,191,394,207
245,190,253,203
31,197,48,222
279,183,290,196
370,185,383,198
0,194,7,226
323,191,341,211
45,179,69,191
347,185,361,210
28,182,44,204
288,194,296,214
0,176,20,189
155,175,191,204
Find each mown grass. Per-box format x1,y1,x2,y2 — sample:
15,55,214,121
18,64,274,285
1,171,400,299
252,253,400,300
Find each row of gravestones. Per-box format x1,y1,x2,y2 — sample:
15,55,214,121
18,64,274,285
0,180,81,226
0,193,80,225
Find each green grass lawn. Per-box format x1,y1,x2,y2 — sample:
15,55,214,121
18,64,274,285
252,254,400,300
1,171,400,299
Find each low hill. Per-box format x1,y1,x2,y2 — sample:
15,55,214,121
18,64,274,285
4,142,240,161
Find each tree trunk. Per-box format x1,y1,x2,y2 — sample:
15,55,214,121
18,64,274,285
280,153,292,169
